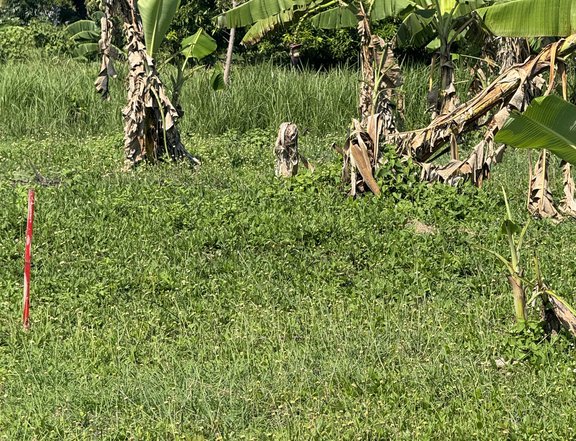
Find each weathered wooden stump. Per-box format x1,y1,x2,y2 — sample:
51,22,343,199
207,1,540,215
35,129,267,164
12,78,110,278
274,122,299,178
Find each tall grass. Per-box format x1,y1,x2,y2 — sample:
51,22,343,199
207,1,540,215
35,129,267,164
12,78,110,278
0,57,439,140
0,57,124,138
0,59,359,139
180,63,358,136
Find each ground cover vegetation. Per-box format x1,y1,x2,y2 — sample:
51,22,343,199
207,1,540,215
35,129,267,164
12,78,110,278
3,0,576,438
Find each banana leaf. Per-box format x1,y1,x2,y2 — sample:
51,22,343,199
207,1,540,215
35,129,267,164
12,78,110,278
181,28,217,60
73,30,101,41
311,6,358,29
242,10,295,44
478,0,576,37
74,42,100,59
397,8,436,47
66,20,98,37
218,0,308,28
495,95,576,165
210,69,225,91
370,0,413,21
137,0,181,57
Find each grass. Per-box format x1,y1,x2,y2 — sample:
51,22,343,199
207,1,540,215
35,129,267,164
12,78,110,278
2,57,576,439
0,59,358,140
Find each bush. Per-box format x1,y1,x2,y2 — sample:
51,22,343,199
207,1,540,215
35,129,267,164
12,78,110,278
0,20,71,61
241,18,399,67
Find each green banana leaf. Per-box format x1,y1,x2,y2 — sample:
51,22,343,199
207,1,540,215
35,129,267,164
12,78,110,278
181,28,217,60
310,6,358,29
210,69,226,91
137,0,181,57
495,95,576,165
370,0,413,21
397,0,487,49
218,0,309,28
478,0,576,37
73,42,100,59
72,29,100,41
453,0,488,16
242,10,295,44
397,8,436,47
66,20,98,37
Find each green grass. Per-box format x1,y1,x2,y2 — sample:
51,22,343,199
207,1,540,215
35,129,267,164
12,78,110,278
2,57,576,439
0,60,358,139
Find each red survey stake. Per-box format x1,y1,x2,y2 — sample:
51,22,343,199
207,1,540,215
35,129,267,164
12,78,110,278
23,189,35,331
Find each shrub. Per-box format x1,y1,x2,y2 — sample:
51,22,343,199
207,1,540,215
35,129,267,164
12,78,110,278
0,20,71,61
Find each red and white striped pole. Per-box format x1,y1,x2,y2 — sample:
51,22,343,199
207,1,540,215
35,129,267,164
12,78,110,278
23,189,35,331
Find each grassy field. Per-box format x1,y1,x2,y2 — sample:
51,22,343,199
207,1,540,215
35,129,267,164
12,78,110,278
2,59,576,439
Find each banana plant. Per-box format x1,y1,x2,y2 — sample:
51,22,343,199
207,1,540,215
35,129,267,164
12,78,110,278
94,0,201,168
67,17,101,59
166,27,223,115
392,0,576,191
486,188,576,337
397,0,488,124
484,188,530,326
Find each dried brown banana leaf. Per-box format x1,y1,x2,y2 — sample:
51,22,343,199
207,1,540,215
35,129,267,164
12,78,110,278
527,150,560,220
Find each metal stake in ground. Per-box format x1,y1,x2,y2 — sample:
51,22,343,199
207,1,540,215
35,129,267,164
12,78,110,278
23,189,35,331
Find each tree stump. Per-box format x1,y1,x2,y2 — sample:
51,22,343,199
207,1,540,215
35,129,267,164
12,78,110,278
274,123,299,178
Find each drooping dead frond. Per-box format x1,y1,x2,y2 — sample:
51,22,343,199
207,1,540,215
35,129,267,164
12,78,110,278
342,117,381,197
420,107,509,186
95,0,117,100
527,150,560,220
547,291,576,337
560,162,576,216
394,37,576,162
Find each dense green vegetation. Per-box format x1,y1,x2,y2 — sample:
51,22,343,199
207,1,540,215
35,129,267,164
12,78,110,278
2,56,576,438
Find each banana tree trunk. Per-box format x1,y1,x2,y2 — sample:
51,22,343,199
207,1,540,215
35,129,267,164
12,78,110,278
274,122,299,178
95,0,116,100
109,0,198,168
357,6,400,135
495,37,530,72
358,9,375,123
508,274,527,326
438,45,458,117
